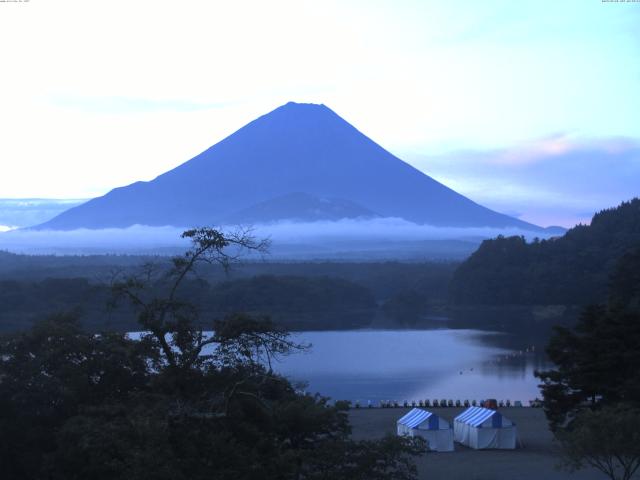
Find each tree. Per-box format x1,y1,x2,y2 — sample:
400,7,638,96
609,246,640,312
536,247,640,478
0,226,426,480
110,226,271,372
382,289,429,326
535,305,640,429
557,405,640,480
449,198,640,307
535,275,640,430
0,313,153,479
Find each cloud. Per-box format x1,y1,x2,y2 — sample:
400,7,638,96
496,134,575,165
0,225,191,255
0,219,554,256
250,217,546,242
406,136,640,227
494,135,640,166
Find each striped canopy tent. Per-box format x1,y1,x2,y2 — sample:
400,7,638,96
396,408,454,452
454,407,517,450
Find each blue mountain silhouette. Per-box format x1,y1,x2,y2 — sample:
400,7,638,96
37,102,542,230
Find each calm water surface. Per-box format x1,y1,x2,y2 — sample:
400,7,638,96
271,329,550,405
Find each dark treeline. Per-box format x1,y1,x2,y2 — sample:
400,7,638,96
537,244,640,428
450,198,640,305
0,250,153,279
0,277,115,332
210,275,375,330
0,259,457,333
534,245,640,480
0,251,455,300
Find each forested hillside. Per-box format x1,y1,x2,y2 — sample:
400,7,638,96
449,198,640,305
0,258,456,333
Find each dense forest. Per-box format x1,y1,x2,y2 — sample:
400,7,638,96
449,199,640,305
0,256,456,333
0,251,455,299
532,244,640,480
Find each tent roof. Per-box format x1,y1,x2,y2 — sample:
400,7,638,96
454,407,508,428
397,408,434,429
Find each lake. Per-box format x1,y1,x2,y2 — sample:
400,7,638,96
132,327,551,405
270,329,550,405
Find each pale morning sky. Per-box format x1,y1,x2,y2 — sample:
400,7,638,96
0,0,638,226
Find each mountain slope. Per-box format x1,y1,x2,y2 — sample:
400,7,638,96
222,192,378,224
38,102,542,230
449,198,640,306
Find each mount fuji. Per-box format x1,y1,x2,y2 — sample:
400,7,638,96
37,102,543,232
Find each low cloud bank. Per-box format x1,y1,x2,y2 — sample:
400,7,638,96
0,218,554,257
0,225,191,255
252,217,548,242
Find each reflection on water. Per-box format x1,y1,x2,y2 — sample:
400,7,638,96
272,329,551,404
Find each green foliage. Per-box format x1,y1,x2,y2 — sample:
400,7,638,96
382,289,430,326
0,260,457,333
557,405,640,480
212,312,310,371
450,198,640,305
536,246,640,430
0,227,426,480
210,275,376,329
537,247,640,478
0,313,153,479
0,315,425,480
0,231,457,334
536,305,640,430
609,246,640,312
0,277,122,332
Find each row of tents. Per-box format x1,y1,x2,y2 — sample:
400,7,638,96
396,407,517,452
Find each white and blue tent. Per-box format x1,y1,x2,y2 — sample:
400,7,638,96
454,407,517,450
397,408,454,452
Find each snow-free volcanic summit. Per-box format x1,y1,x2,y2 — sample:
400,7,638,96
37,102,542,231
